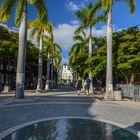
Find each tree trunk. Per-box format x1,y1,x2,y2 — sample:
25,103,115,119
51,58,54,88
4,47,10,86
15,1,27,98
45,53,50,91
123,74,129,84
130,73,135,84
0,72,2,92
2,60,6,84
105,8,114,100
6,49,10,86
114,71,118,86
36,37,43,92
5,60,10,91
89,26,93,94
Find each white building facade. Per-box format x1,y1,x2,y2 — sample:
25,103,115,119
61,64,73,84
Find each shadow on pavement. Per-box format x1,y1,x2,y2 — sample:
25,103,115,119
127,122,140,138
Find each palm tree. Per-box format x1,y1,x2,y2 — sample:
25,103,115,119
44,38,53,90
69,32,88,78
28,19,53,92
44,38,62,90
75,2,106,93
45,52,51,91
0,0,48,98
69,31,88,65
51,43,62,87
101,0,135,100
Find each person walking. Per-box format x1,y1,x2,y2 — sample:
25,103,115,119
85,76,91,96
82,79,87,92
75,77,82,95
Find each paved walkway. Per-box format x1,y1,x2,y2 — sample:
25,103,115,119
0,86,140,139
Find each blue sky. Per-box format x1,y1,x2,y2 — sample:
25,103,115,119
2,0,140,64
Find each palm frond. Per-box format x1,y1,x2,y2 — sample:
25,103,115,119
0,0,17,22
44,38,53,48
29,27,38,39
43,35,51,41
28,18,53,43
28,0,36,4
81,31,86,38
74,25,84,34
75,8,87,21
73,34,84,42
28,19,40,28
101,0,111,12
15,0,25,26
124,0,135,15
34,0,48,22
44,21,53,39
54,43,62,52
87,3,94,22
76,8,89,25
93,1,102,13
94,14,107,25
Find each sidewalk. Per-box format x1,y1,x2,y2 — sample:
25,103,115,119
104,100,140,109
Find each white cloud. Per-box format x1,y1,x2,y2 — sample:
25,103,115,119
0,23,8,28
0,23,109,50
70,20,79,25
10,26,19,32
0,23,19,32
113,25,126,32
92,26,107,37
66,1,79,11
65,1,85,11
116,28,124,32
54,23,79,51
83,26,107,38
54,23,107,51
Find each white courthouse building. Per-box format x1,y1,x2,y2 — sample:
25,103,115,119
61,64,73,84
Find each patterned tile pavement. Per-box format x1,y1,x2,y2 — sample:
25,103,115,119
0,86,140,139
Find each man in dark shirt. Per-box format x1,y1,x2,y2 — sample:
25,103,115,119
85,77,91,96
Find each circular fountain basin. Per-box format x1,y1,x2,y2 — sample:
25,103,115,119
2,118,138,140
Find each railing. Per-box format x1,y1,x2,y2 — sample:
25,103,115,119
115,84,140,101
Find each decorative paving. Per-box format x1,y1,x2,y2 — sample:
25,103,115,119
0,86,140,139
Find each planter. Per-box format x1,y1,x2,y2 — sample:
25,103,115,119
3,85,11,93
114,90,122,101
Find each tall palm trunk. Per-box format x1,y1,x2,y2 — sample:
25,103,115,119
45,53,50,91
105,8,114,100
89,26,93,94
15,1,27,98
6,49,10,86
36,37,43,92
51,58,54,88
6,61,10,86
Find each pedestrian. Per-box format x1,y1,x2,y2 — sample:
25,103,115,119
75,77,82,95
82,79,87,92
85,76,91,96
